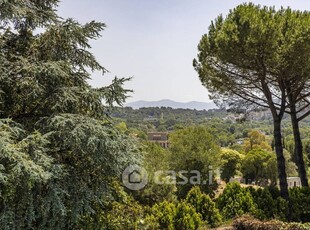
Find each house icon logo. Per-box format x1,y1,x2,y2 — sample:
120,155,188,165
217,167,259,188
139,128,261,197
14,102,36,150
122,165,148,190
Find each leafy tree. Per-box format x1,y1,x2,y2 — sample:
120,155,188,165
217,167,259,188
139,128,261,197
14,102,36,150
115,121,129,134
220,148,243,182
168,126,221,198
0,1,137,229
243,130,272,153
241,148,276,185
132,141,176,206
265,154,278,186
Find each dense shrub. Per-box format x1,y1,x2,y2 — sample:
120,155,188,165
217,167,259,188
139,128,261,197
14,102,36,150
174,201,202,230
80,199,144,230
289,187,310,222
185,186,222,227
148,201,176,230
145,200,202,230
266,185,281,199
247,187,288,220
216,182,257,219
100,201,144,230
132,142,177,206
249,186,310,222
80,182,145,230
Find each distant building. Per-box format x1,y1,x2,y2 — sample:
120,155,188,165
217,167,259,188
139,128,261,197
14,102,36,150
148,132,169,148
287,177,301,188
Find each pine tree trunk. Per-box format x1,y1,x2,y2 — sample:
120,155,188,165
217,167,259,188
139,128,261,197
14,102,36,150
273,118,289,200
287,83,309,187
290,108,309,187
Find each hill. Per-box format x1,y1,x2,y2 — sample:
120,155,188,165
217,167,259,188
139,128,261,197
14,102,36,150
125,99,217,110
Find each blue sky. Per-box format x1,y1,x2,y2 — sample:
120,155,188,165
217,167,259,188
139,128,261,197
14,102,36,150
58,0,310,103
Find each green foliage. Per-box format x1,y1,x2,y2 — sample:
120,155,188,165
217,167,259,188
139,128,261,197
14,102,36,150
193,1,310,201
241,148,276,185
0,116,139,229
0,1,137,229
131,141,177,206
145,200,202,230
115,121,129,134
100,201,143,230
0,0,59,29
174,201,202,230
0,119,63,229
249,188,275,219
289,187,310,222
283,149,298,177
80,181,144,230
275,197,289,221
168,126,221,198
193,3,284,102
1,1,310,228
220,148,243,182
147,201,176,230
247,187,288,220
243,130,272,153
194,4,310,99
112,106,228,132
216,182,257,219
185,186,222,227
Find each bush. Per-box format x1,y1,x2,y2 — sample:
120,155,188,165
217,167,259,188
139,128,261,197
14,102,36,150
145,200,202,230
80,181,145,230
174,201,202,230
289,187,310,222
247,187,288,220
216,182,257,219
81,200,144,230
275,196,289,221
266,185,281,199
247,186,310,222
185,186,222,227
148,201,176,230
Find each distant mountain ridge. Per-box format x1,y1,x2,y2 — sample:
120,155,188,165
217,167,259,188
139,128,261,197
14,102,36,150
125,99,217,110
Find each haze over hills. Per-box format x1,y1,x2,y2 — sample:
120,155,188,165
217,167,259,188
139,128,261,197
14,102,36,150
125,99,217,110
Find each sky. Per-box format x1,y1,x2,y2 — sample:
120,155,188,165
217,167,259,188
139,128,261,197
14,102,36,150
58,0,310,103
